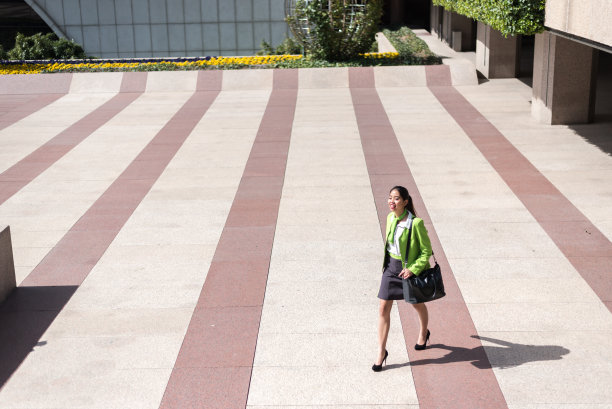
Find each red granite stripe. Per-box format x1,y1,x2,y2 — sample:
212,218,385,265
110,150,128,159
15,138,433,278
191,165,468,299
425,64,452,86
120,72,148,93
0,94,67,132
20,70,221,287
0,74,72,130
425,66,612,308
159,69,298,409
0,73,148,206
349,67,508,409
0,71,222,389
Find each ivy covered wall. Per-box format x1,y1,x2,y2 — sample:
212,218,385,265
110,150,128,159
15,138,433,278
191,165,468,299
431,0,546,36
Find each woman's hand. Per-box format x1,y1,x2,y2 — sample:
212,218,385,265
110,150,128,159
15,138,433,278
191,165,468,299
399,269,414,279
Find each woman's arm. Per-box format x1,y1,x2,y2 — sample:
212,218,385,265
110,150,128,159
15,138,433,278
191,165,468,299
406,218,433,276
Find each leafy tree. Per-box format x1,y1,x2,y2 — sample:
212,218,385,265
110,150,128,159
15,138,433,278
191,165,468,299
287,0,383,61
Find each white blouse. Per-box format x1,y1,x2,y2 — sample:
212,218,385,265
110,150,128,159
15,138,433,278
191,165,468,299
386,212,414,257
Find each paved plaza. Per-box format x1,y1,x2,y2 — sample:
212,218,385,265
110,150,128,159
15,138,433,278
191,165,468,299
0,49,611,408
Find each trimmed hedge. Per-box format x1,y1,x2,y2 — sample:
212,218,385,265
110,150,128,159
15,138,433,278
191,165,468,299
432,0,545,36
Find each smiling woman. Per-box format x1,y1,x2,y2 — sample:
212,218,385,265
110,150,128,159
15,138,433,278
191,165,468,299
373,185,434,372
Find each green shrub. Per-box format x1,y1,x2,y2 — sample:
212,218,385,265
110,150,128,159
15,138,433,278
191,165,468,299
276,37,302,55
257,40,276,56
53,37,86,59
0,44,7,60
257,37,302,55
7,32,86,60
432,0,545,36
287,0,383,62
383,27,441,64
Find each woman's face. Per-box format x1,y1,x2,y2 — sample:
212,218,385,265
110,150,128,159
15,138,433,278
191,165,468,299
388,189,408,214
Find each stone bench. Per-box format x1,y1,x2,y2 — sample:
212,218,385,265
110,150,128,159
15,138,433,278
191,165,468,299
0,226,16,303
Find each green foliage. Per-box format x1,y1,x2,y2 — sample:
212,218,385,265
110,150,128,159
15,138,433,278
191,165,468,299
257,37,303,55
7,32,86,60
257,40,276,56
287,0,383,62
53,37,87,59
432,0,545,36
369,39,378,53
0,44,7,60
383,27,441,65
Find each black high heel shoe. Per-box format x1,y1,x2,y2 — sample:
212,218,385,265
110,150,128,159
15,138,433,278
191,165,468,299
414,330,430,351
372,350,388,372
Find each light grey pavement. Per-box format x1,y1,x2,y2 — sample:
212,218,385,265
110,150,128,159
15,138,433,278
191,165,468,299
0,38,611,409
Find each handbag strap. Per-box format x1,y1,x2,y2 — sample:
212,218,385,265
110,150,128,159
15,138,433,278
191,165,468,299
404,217,412,269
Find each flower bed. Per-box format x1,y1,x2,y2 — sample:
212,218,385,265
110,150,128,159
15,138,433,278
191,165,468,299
0,52,404,75
0,55,305,75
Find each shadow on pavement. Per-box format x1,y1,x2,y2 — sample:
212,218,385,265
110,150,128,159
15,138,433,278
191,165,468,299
570,121,612,157
404,335,570,370
0,286,77,388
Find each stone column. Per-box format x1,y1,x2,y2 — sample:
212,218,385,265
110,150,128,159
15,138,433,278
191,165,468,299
430,2,443,38
531,31,598,124
0,226,16,303
476,21,519,78
449,13,475,51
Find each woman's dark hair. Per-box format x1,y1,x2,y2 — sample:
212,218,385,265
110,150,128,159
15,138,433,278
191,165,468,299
390,185,417,216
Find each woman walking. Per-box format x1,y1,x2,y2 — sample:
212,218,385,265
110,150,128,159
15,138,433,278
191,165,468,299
373,185,433,372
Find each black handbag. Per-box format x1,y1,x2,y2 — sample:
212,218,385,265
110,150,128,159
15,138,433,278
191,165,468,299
401,219,446,304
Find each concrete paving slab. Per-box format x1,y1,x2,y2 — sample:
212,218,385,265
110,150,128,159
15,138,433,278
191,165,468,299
222,68,273,90
0,367,171,409
68,279,205,310
448,256,580,280
457,276,599,303
0,94,115,174
1,54,611,408
81,262,208,287
258,303,404,335
248,366,417,406
493,363,612,405
248,407,419,409
373,65,427,87
298,67,349,88
44,307,194,338
267,259,381,283
69,72,124,93
263,279,381,306
468,302,612,332
146,71,198,92
252,331,398,367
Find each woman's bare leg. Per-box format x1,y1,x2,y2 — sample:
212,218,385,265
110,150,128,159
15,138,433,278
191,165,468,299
412,302,429,344
377,299,393,364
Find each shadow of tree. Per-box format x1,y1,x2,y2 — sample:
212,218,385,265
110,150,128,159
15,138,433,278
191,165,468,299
403,335,570,370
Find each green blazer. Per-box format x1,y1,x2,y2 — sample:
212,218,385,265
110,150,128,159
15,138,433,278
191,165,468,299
383,212,432,275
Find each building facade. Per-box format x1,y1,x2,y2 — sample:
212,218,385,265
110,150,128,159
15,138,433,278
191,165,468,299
430,0,611,125
24,0,290,58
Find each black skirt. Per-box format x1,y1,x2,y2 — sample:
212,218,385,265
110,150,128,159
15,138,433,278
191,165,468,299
378,257,405,300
